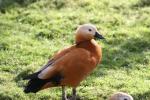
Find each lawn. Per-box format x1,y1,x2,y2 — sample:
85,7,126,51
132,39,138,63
0,0,150,100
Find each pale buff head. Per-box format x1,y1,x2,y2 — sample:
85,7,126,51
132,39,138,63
109,92,133,100
75,24,104,43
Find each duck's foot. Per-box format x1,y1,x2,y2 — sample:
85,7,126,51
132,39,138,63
67,94,81,100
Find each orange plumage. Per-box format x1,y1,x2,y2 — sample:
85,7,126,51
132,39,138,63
23,24,104,99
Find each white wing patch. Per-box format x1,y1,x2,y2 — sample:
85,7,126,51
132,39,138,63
38,65,54,79
40,60,54,71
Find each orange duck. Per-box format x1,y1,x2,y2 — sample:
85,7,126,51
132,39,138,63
23,24,105,100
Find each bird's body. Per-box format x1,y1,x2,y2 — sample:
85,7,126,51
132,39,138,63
23,24,104,99
45,39,101,87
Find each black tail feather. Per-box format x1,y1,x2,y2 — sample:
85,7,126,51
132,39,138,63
24,72,63,93
23,72,40,80
24,78,48,93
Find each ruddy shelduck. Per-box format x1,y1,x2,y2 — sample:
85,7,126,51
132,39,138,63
23,24,105,100
109,92,133,100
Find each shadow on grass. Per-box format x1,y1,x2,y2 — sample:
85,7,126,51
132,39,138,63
104,38,148,66
91,31,150,77
15,68,34,82
133,0,150,8
0,0,70,13
0,0,37,13
133,90,150,100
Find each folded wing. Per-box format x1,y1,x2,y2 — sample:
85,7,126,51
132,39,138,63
23,46,75,93
24,46,96,93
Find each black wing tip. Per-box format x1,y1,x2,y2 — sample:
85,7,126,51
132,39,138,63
24,88,37,93
23,72,40,80
23,72,63,94
23,78,46,94
23,75,33,80
24,89,30,93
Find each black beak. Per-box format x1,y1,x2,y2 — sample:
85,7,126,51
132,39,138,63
94,32,105,39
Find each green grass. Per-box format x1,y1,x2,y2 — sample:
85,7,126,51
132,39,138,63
0,0,150,100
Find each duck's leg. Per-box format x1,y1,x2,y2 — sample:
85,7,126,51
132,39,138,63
62,86,68,100
71,88,77,100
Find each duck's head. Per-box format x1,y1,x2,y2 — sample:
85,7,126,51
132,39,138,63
75,24,104,43
109,92,133,100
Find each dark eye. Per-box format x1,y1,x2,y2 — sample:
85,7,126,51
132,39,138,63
88,29,92,31
124,98,128,100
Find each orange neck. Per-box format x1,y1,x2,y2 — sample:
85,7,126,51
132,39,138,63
75,39,101,65
75,34,91,44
